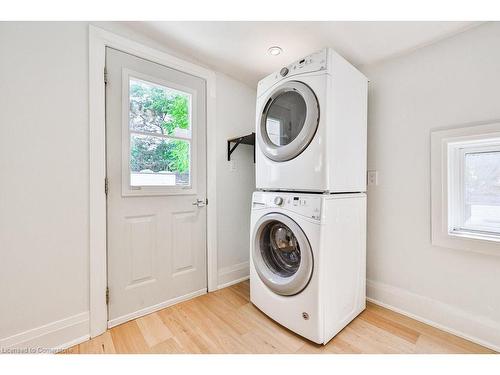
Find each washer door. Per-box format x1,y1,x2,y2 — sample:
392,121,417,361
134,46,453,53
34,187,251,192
252,213,313,296
258,81,320,162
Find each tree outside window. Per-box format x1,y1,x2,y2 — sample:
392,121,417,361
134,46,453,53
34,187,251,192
129,78,191,186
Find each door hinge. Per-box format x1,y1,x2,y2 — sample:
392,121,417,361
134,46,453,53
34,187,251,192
104,177,109,196
104,67,108,84
106,287,110,305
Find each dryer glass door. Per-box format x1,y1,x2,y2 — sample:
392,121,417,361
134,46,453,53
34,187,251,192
265,91,307,147
259,81,319,162
252,213,313,296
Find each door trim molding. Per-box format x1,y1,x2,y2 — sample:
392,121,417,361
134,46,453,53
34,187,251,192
89,25,217,338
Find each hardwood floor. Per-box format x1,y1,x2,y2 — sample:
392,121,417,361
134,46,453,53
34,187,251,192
64,281,495,354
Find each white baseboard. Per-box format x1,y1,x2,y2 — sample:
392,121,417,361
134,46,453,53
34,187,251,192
107,288,207,328
0,312,90,353
367,279,500,352
217,261,249,289
218,275,250,290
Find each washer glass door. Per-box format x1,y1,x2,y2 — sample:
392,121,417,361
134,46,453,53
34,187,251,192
252,213,313,296
259,81,319,162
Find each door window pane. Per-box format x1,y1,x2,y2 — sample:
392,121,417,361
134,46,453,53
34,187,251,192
265,91,307,146
463,151,500,232
130,134,190,187
129,78,191,138
128,77,192,188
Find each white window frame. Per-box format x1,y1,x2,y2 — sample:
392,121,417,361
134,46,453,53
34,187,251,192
121,69,198,196
431,121,500,256
448,141,500,237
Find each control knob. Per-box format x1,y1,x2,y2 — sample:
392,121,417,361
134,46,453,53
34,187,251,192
280,67,289,77
274,196,284,206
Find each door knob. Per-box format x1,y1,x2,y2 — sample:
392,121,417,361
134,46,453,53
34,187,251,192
192,198,207,207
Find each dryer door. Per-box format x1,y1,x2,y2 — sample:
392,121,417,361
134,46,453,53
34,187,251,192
258,81,319,162
252,213,313,296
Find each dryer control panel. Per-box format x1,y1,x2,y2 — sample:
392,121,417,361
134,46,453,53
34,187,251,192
252,192,322,221
257,48,328,97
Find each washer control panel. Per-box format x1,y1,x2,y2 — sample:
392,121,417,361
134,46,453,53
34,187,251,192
257,48,328,97
252,192,322,220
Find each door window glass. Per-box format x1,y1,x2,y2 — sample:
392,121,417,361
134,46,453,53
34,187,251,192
265,91,307,146
129,78,192,186
260,221,301,277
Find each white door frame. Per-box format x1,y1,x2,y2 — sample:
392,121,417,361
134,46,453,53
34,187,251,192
88,25,218,338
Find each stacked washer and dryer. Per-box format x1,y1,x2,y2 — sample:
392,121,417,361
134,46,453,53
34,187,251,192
249,48,368,344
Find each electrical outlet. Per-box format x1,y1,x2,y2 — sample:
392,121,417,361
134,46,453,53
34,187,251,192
367,170,378,186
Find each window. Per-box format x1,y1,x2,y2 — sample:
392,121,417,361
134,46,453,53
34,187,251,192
128,77,192,187
431,122,500,255
448,140,500,236
266,117,282,146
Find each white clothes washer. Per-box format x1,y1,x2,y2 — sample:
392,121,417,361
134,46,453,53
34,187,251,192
249,191,366,344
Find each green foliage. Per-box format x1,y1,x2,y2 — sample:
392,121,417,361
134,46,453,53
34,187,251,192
129,80,190,176
168,140,190,172
130,137,189,175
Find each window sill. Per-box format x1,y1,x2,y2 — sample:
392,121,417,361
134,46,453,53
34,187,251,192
448,230,500,244
432,229,500,257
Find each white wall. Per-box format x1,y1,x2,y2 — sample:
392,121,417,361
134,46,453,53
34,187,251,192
363,22,500,350
0,22,255,350
0,22,90,348
215,74,256,287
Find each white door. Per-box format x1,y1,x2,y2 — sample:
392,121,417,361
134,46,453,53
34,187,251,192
105,47,207,327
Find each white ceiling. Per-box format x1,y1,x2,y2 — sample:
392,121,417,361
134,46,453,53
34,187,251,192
124,21,482,87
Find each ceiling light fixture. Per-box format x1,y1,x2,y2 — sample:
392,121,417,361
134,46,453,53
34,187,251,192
268,46,282,56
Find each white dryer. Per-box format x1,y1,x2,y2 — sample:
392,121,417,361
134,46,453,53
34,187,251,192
255,48,368,193
250,191,366,344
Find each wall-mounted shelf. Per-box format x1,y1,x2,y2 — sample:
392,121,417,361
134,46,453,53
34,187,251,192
227,132,255,163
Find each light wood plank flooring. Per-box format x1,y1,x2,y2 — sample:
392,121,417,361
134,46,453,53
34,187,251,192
65,281,495,354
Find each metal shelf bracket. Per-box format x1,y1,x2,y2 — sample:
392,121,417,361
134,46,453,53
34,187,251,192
227,132,255,163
